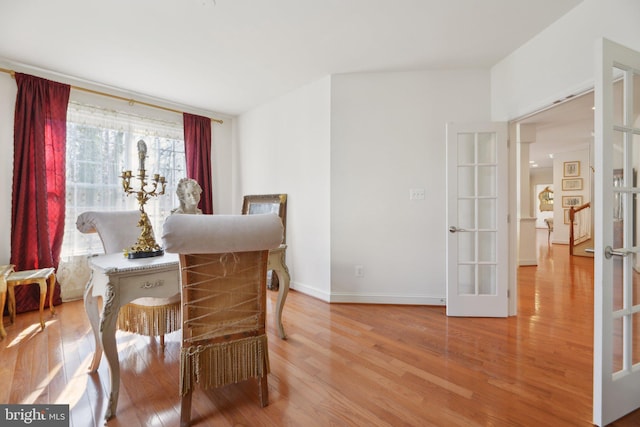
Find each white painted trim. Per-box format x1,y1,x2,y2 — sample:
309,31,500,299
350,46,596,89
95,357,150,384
289,282,331,302
330,293,446,305
290,281,446,305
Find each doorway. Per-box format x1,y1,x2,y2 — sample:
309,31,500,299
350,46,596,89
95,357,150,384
514,90,595,256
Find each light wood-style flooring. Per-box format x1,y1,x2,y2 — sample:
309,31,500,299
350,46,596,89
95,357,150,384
2,230,640,426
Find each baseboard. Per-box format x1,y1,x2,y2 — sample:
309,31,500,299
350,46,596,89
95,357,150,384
289,282,331,302
518,259,538,266
290,282,446,305
329,293,446,305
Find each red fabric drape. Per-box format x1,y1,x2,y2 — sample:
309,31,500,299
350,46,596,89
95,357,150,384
183,113,213,214
10,73,70,313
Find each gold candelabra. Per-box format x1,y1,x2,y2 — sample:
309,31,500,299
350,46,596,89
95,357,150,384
120,139,167,259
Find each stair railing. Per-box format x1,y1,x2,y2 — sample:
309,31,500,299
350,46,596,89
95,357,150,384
569,202,591,256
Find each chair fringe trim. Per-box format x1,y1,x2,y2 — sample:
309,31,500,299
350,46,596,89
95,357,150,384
117,301,182,336
180,334,270,396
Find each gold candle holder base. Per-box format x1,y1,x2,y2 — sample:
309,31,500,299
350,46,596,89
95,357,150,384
123,211,164,259
127,249,164,259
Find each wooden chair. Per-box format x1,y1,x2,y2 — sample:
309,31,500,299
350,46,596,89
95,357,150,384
76,211,181,346
162,213,283,427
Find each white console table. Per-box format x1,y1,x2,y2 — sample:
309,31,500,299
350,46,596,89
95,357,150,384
84,252,180,421
85,248,290,421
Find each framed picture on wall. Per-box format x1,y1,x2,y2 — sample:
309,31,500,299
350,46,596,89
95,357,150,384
562,195,583,208
564,161,580,177
562,178,583,191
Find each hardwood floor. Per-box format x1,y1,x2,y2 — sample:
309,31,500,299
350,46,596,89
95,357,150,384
2,230,640,426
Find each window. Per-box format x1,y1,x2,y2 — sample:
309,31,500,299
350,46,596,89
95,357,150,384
61,100,186,257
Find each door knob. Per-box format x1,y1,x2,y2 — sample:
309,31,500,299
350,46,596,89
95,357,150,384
449,226,467,233
604,246,629,259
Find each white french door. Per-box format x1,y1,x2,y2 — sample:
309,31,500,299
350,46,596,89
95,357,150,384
593,38,640,426
445,122,509,317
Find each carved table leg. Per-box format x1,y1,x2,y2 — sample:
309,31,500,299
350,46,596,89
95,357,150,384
47,272,56,317
0,291,6,340
273,253,290,339
100,282,121,421
8,286,15,324
83,273,103,372
37,278,47,331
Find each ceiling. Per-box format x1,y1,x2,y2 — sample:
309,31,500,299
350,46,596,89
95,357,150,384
0,0,582,116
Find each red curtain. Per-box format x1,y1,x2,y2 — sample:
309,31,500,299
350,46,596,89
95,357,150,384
10,73,70,313
183,113,213,214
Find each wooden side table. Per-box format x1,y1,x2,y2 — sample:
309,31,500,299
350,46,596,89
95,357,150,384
3,267,56,334
0,264,15,339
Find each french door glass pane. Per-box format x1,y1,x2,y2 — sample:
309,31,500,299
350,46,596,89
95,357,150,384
478,232,496,262
633,312,640,366
478,199,496,229
634,252,640,307
458,265,474,295
477,166,496,197
613,316,623,373
458,233,475,263
477,132,496,163
478,265,496,295
458,166,475,197
612,243,624,313
458,199,475,229
458,133,475,164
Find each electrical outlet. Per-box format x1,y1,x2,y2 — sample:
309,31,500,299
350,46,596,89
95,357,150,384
409,188,425,200
355,265,364,277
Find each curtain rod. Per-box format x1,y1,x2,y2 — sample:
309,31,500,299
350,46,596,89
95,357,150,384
0,66,223,124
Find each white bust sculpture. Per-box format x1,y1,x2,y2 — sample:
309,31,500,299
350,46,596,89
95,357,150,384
172,178,203,215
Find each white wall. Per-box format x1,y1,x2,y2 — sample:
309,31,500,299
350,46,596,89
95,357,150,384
236,77,332,300
211,117,234,214
492,0,640,121
236,70,490,304
329,69,490,303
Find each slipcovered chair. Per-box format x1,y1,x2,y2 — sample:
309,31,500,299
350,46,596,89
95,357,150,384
162,213,283,427
76,211,181,346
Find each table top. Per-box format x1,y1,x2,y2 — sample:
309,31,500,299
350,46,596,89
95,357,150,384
90,252,179,274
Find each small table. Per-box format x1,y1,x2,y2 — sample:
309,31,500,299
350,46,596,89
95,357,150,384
0,267,56,338
0,264,15,339
85,252,180,421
